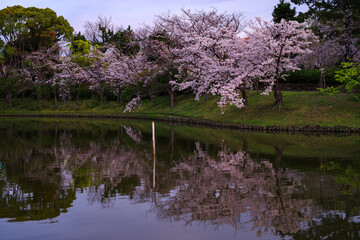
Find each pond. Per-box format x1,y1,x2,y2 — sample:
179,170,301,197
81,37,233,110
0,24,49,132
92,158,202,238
0,118,359,240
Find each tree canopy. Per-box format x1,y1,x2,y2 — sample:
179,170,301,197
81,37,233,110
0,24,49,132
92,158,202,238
272,0,298,23
0,5,73,52
290,0,360,61
0,5,73,107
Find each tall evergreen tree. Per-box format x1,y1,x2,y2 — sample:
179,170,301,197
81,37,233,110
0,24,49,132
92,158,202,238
272,0,298,23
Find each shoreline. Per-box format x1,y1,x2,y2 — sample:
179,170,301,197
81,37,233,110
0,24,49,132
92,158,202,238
1,113,360,134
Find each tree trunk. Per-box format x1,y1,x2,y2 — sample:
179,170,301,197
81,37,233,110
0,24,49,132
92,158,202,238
274,46,284,109
205,93,208,101
255,79,259,93
53,86,58,107
319,70,326,89
98,87,104,102
170,90,175,108
151,95,156,105
273,80,282,109
100,90,104,102
120,96,123,106
6,91,12,109
36,86,41,101
167,73,175,108
76,85,80,102
240,89,248,106
319,71,323,89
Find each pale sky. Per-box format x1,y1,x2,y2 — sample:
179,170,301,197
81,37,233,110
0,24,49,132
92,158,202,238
0,0,307,33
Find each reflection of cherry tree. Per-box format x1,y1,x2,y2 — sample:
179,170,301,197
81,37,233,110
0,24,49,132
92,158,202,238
123,125,142,143
48,131,153,208
1,121,359,237
152,141,314,235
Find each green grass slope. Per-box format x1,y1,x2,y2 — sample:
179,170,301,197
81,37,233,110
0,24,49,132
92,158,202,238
1,91,359,127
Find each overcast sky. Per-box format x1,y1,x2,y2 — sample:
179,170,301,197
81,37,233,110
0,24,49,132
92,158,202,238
0,0,307,33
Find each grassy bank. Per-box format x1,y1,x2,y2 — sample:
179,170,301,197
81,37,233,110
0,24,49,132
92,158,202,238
0,91,360,127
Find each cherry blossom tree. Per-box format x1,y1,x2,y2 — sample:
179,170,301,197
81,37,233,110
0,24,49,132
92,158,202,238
152,9,248,111
140,27,181,108
315,13,360,64
83,48,110,102
246,18,317,109
176,25,253,110
15,8,319,113
61,57,89,102
104,47,156,112
27,44,72,105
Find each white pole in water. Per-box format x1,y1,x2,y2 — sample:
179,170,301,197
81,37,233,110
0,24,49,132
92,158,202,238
152,121,156,189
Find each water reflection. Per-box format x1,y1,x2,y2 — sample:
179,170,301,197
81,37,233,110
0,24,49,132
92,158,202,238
0,119,360,239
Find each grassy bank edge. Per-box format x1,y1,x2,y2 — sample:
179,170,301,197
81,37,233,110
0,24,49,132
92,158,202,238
1,112,359,133
0,91,359,131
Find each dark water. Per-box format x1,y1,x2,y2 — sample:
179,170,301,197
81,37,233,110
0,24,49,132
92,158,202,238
0,118,360,240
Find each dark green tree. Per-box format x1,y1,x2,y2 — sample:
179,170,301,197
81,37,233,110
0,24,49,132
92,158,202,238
0,5,73,53
272,0,298,23
0,5,73,106
70,32,89,54
290,0,360,20
111,26,140,57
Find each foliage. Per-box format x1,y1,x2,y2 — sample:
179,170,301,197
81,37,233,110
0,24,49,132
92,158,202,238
335,61,360,100
0,7,325,113
164,9,247,110
291,0,360,61
70,39,92,55
0,5,73,107
290,0,360,21
282,69,321,83
246,18,317,108
282,68,339,84
0,5,73,52
272,0,298,23
317,86,342,95
84,16,139,55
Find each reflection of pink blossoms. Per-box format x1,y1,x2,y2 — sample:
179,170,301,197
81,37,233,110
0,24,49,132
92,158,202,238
123,125,142,143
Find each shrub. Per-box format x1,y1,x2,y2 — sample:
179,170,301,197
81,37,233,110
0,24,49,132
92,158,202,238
335,61,360,101
281,68,340,84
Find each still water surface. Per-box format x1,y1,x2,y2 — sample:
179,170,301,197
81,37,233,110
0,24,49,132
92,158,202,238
0,118,360,240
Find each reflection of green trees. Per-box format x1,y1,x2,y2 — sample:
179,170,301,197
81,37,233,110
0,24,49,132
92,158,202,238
0,149,76,221
0,121,152,220
335,161,360,196
0,118,359,238
1,187,75,222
